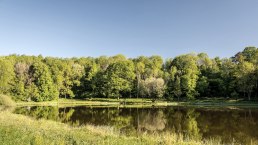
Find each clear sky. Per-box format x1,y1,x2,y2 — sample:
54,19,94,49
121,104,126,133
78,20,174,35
0,0,258,59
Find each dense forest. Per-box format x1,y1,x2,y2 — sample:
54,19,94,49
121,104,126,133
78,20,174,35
0,47,257,102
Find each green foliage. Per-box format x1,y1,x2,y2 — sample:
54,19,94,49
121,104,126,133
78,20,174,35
0,58,15,94
196,76,209,96
12,62,31,101
105,60,135,99
79,62,98,98
30,61,58,101
167,54,199,100
0,47,257,102
234,61,256,100
173,76,182,101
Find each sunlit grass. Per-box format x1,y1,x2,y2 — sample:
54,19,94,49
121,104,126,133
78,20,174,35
15,98,167,107
0,94,16,106
10,96,258,108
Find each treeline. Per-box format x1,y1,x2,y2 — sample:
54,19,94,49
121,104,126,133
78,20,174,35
0,47,257,102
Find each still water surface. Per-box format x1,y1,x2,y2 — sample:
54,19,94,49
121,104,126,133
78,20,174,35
14,106,258,144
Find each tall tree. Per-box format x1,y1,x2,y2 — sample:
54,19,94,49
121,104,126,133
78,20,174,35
0,58,15,95
30,61,58,101
235,61,256,100
135,62,145,98
168,54,199,99
139,77,165,101
105,60,135,99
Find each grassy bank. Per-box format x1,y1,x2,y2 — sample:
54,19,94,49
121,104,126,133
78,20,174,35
0,93,256,107
15,98,169,106
15,97,258,108
0,111,225,145
179,98,258,107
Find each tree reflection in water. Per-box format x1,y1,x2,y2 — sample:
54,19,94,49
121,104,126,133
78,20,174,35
137,109,166,132
14,106,258,144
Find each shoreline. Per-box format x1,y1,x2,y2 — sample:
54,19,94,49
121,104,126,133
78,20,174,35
14,98,258,108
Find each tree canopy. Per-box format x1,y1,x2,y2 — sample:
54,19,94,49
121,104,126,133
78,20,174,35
0,47,257,101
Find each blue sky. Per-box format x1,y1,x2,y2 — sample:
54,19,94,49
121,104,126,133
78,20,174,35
0,0,258,58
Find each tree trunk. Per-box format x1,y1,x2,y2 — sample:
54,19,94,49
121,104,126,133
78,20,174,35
255,80,258,99
137,74,140,99
248,92,251,101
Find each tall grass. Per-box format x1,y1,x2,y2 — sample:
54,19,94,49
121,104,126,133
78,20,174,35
0,94,16,106
0,111,231,145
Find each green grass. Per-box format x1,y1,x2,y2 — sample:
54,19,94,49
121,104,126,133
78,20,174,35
179,98,258,107
0,111,227,145
0,94,16,106
15,98,167,107
14,97,258,108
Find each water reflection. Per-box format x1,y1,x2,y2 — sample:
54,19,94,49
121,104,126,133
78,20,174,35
14,106,258,144
138,110,166,132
